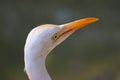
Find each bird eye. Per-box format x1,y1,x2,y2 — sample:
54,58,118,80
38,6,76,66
52,33,58,41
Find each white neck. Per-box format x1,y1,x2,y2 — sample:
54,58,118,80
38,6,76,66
25,55,51,80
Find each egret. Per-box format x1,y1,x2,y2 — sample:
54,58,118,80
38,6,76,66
24,17,99,80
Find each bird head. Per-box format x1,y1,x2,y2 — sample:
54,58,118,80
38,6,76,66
24,17,99,59
24,17,99,80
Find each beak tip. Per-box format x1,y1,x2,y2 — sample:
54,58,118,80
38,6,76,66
87,17,99,22
94,17,99,21
83,17,99,25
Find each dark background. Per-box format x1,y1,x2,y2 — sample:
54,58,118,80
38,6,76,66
0,0,120,80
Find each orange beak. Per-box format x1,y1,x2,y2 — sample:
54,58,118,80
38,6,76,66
56,17,99,39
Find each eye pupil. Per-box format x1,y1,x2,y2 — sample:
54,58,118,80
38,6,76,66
54,35,57,38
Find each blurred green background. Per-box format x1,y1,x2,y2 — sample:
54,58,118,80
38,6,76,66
0,0,120,80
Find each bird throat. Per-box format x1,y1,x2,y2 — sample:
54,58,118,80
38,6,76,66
25,55,51,80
